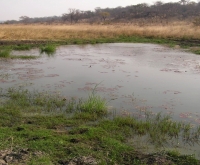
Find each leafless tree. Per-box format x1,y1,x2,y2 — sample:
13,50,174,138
62,13,69,22
68,8,81,23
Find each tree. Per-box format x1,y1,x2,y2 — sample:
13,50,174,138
154,1,163,6
19,16,30,23
179,0,189,5
95,7,102,13
62,13,68,22
100,12,110,21
73,9,81,23
68,8,81,23
68,8,75,23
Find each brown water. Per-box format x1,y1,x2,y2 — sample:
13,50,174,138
1,43,200,156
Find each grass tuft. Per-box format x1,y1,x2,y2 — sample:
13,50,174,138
80,94,107,117
40,44,56,55
0,49,11,58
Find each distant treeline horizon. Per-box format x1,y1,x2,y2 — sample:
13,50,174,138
3,1,200,24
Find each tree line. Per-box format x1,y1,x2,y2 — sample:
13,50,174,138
3,1,200,25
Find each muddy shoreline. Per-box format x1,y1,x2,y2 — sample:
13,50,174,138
0,40,55,46
0,38,200,47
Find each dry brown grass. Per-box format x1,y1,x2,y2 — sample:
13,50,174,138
0,22,200,41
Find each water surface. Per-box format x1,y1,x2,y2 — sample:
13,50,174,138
1,43,200,156
1,43,199,121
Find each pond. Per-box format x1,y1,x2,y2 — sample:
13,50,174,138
1,43,200,157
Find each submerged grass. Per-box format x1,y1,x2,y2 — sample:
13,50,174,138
0,88,199,164
10,55,38,59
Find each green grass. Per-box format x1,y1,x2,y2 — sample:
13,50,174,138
0,47,38,59
10,55,38,59
0,49,11,58
40,44,56,55
192,49,200,55
80,94,107,115
0,88,199,164
1,35,200,56
28,156,53,165
98,114,200,148
13,45,31,51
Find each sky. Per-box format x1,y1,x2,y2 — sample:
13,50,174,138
0,0,190,20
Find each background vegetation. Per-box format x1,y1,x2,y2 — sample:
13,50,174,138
2,1,200,25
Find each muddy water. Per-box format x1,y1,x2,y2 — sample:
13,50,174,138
1,43,200,156
1,43,199,121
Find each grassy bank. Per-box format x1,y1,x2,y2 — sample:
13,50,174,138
0,88,199,164
0,22,200,54
0,35,198,58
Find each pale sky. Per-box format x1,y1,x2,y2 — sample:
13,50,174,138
0,0,188,20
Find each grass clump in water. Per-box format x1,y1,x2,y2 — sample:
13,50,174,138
99,112,200,149
0,47,38,59
4,88,107,118
0,49,11,58
80,94,107,115
40,44,56,55
81,84,107,113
